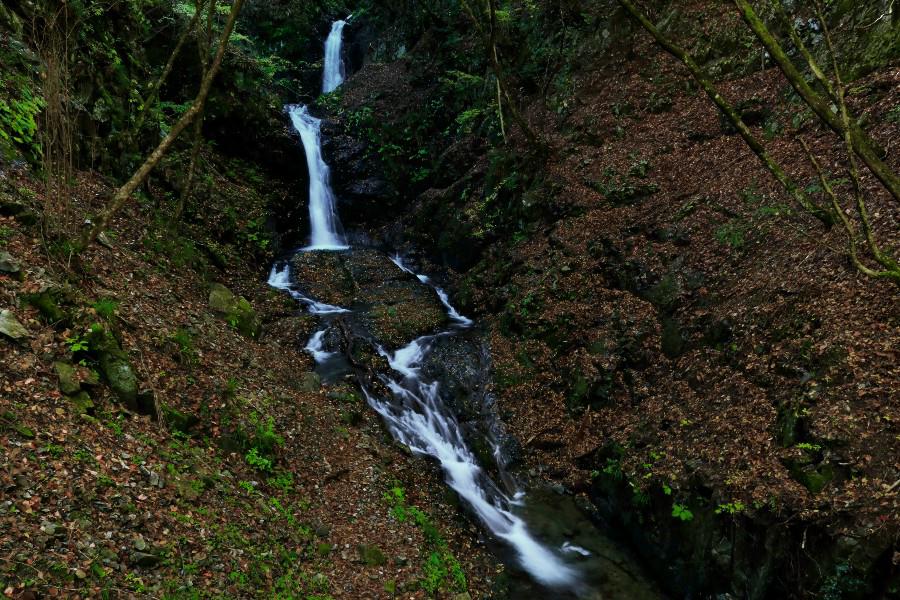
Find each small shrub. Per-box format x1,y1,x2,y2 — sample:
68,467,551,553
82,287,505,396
245,447,273,473
92,298,119,319
671,503,694,521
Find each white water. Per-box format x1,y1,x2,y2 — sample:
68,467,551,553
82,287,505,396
389,255,474,326
288,105,348,250
268,263,349,315
322,19,347,94
366,260,579,589
305,330,336,363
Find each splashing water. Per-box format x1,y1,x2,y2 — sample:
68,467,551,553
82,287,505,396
268,263,349,314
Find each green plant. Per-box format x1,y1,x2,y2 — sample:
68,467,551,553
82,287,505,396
43,444,65,458
715,501,746,515
671,503,694,522
795,442,822,452
65,333,90,353
91,298,119,319
268,471,294,492
383,484,466,594
715,221,747,249
245,447,273,472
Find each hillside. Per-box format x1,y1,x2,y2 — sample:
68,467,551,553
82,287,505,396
1,0,899,598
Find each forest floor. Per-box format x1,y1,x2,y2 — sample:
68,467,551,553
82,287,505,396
0,156,501,599
334,16,900,595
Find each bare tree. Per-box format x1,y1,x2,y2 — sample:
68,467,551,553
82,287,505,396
76,0,245,253
619,0,900,283
459,0,543,149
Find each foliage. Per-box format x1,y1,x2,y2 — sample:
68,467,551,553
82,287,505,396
91,298,119,320
383,485,467,594
671,503,694,522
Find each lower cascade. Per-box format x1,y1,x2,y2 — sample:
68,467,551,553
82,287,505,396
268,252,663,598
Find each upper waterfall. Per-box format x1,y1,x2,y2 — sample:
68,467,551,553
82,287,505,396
322,20,347,94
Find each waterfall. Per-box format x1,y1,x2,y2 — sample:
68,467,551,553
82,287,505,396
285,18,350,251
322,19,347,94
288,105,347,250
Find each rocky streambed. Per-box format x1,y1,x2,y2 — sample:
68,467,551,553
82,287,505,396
270,246,665,599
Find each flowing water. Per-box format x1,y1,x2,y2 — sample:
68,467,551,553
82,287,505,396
270,19,663,599
322,19,347,94
287,106,347,250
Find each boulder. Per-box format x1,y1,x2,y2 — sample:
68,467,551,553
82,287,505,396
0,310,29,341
0,251,21,274
87,325,139,410
24,289,67,324
68,391,95,416
54,361,81,395
209,283,261,338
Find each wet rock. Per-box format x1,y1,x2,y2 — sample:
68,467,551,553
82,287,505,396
0,310,29,341
209,283,261,339
54,361,81,395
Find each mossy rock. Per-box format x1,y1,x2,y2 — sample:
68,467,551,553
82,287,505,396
209,283,261,339
54,361,81,396
86,325,139,410
789,462,834,494
298,371,321,393
68,391,95,416
162,405,199,434
24,290,68,324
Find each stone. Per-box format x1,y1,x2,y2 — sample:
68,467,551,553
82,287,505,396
87,325,139,410
209,283,261,338
298,371,321,393
101,355,138,409
24,290,66,324
54,361,81,395
132,551,160,568
68,391,95,416
162,405,198,434
0,310,29,341
0,251,20,274
96,232,114,249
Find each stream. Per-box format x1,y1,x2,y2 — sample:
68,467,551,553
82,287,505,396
268,19,664,599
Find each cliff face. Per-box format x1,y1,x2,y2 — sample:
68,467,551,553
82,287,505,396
324,1,900,597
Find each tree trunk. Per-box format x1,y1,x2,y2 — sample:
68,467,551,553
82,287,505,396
618,0,832,225
734,0,900,203
76,0,245,253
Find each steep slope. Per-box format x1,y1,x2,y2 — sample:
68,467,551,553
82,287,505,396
321,1,900,597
